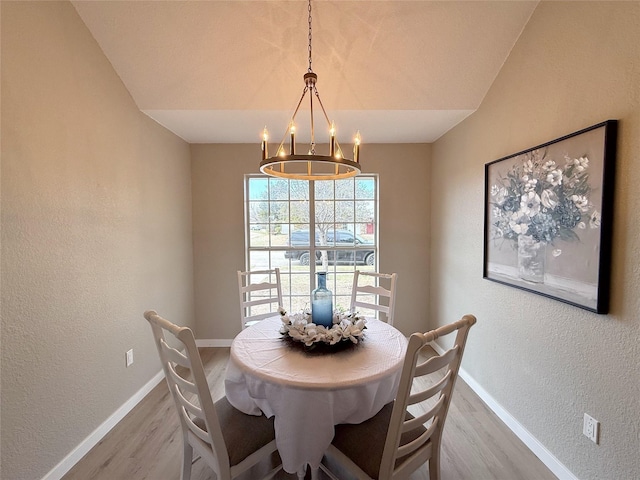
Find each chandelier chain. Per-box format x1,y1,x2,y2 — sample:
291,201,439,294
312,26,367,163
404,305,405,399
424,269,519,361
307,0,313,73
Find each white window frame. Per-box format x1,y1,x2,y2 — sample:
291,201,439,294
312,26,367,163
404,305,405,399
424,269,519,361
244,174,379,313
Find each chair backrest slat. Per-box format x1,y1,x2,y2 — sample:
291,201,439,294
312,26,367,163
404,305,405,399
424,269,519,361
166,363,198,395
414,346,458,376
355,284,390,296
408,370,451,405
352,300,390,314
243,281,279,293
403,395,446,432
397,418,439,458
237,268,283,329
160,338,191,368
173,387,214,445
178,404,212,445
241,311,279,323
174,383,205,419
349,271,397,325
243,297,280,308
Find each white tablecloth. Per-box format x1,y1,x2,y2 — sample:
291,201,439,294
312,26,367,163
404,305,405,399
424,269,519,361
224,316,407,474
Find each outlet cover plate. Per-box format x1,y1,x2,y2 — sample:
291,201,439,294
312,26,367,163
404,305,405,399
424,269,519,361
583,413,599,444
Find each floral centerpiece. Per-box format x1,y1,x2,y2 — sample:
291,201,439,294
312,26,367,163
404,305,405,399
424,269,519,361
279,306,366,352
489,148,600,282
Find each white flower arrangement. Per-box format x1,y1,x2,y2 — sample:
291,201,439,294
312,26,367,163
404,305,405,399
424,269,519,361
278,306,367,349
489,149,600,255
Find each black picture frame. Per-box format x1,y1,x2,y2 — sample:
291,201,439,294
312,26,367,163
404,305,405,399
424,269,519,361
483,120,617,313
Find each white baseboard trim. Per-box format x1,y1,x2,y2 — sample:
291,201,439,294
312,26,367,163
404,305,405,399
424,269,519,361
41,369,165,480
196,339,233,347
430,342,578,480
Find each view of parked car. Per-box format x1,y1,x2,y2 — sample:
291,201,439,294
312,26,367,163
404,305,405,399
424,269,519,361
284,229,375,266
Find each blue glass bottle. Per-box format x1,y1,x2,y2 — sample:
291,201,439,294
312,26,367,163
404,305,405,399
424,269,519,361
312,272,333,328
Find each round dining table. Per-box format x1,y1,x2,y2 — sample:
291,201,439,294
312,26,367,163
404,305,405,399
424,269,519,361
224,315,408,478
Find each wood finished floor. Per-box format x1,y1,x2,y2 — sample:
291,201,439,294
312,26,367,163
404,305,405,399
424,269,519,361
62,347,557,480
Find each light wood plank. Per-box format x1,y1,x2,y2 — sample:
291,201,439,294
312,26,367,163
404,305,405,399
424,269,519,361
62,347,556,480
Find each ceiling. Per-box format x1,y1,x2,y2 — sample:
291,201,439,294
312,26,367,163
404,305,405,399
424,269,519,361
72,1,538,144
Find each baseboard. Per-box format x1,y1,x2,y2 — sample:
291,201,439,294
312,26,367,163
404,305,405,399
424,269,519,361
41,369,165,480
430,342,578,480
196,338,233,347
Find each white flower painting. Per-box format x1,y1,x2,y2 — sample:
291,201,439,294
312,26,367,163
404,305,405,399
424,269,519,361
483,121,617,314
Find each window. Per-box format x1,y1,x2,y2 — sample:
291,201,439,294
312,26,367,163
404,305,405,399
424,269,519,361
245,175,378,314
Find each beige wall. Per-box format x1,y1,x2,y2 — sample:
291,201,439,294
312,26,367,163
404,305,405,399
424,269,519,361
1,3,194,479
5,1,638,479
431,2,640,479
191,143,431,340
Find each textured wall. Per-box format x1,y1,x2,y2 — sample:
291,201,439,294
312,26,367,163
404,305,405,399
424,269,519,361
430,2,640,479
1,2,194,479
191,143,431,340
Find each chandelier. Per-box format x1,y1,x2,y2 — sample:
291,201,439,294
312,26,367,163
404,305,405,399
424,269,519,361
259,0,361,181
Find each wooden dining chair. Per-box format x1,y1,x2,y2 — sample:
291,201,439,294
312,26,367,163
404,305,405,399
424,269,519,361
237,268,283,329
322,314,477,480
349,271,398,325
143,310,281,480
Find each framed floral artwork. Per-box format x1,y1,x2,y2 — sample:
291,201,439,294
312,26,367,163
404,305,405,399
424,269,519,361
483,120,617,313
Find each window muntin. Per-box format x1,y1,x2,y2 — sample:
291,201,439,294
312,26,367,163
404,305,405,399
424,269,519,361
245,175,378,315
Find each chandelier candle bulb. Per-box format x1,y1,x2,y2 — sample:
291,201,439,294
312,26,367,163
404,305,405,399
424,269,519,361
261,127,269,161
330,122,336,157
354,131,361,163
290,124,296,155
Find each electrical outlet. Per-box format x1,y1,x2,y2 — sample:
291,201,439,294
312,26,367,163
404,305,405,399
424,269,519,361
583,413,599,444
126,349,134,367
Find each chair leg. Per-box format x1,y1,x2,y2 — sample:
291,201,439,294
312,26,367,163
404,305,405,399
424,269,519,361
181,442,193,480
428,447,441,480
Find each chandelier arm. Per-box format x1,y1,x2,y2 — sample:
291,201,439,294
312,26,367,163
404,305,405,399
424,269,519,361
277,85,310,153
313,86,333,129
314,85,346,158
290,85,310,123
